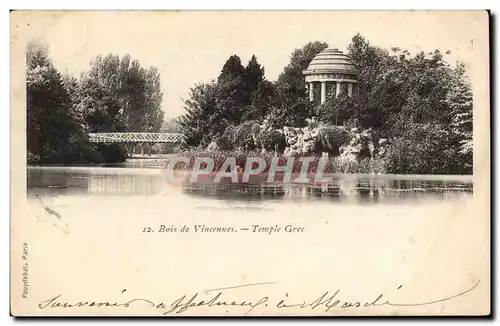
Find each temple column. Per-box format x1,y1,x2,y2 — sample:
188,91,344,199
336,82,342,98
309,82,314,102
348,83,353,97
320,82,326,104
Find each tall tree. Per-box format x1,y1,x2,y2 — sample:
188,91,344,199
266,84,314,128
271,41,328,127
84,54,164,132
143,67,164,132
26,40,84,164
347,34,473,174
244,55,265,98
448,63,473,153
242,79,274,122
179,54,275,145
318,93,357,126
214,55,248,126
177,82,219,147
218,55,246,83
347,34,394,130
77,76,125,133
242,55,273,121
347,34,457,133
161,118,182,133
276,41,329,90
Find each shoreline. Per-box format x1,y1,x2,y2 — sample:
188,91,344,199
26,165,474,182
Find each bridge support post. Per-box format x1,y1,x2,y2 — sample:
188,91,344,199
126,143,134,157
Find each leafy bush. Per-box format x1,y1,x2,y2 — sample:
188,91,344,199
94,144,129,164
27,151,40,165
317,94,357,126
233,121,259,151
257,130,286,153
216,121,261,151
316,125,350,155
218,125,236,151
385,123,467,174
173,149,387,175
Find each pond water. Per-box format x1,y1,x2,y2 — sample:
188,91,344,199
27,159,473,205
22,159,480,311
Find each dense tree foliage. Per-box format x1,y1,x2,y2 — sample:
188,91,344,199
178,43,328,146
27,40,165,165
269,41,328,128
28,34,473,175
317,93,357,126
27,41,88,164
276,41,329,90
177,82,219,147
179,35,473,174
178,54,276,146
346,34,473,174
161,118,182,133
83,54,164,132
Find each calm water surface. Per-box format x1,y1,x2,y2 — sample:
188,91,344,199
27,159,473,205
23,163,477,310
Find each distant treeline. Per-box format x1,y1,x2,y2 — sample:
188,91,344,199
26,40,164,165
178,34,473,174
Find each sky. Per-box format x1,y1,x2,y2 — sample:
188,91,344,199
13,11,487,119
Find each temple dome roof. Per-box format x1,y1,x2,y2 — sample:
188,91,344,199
302,48,357,76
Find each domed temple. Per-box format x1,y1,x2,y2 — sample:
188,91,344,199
302,48,358,105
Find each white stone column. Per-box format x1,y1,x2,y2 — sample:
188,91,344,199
336,82,342,98
320,82,326,104
309,82,314,102
348,83,353,97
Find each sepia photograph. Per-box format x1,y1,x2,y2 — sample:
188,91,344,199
10,10,490,316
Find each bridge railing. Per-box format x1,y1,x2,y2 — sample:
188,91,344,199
88,132,186,144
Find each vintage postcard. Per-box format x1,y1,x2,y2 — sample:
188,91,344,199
10,10,490,316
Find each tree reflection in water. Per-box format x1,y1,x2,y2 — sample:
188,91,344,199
27,167,473,204
181,176,472,204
